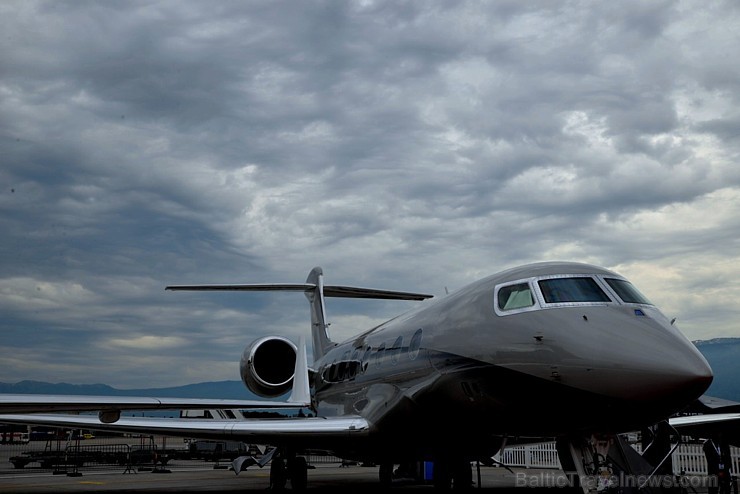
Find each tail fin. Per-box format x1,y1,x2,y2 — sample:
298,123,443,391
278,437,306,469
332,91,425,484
305,267,333,361
166,268,433,364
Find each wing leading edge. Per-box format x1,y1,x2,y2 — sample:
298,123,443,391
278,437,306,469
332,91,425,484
0,395,306,415
669,412,740,436
0,413,369,443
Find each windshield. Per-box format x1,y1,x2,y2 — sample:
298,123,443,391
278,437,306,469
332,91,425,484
605,278,653,305
538,277,611,303
498,282,535,310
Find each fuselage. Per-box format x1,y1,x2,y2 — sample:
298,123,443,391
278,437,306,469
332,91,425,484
311,262,712,461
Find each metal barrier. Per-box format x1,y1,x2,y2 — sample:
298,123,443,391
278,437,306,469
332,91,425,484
1,437,338,475
2,436,193,475
494,442,740,476
672,444,740,476
6,442,163,474
65,443,132,475
304,454,342,465
497,443,562,469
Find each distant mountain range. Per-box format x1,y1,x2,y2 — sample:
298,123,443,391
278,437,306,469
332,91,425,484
693,338,740,402
0,380,261,401
2,338,739,402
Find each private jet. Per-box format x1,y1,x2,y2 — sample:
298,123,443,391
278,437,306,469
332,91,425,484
0,262,717,490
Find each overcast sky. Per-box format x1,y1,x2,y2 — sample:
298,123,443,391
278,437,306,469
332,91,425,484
1,1,739,389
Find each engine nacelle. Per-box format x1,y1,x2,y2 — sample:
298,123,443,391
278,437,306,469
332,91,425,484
240,336,297,398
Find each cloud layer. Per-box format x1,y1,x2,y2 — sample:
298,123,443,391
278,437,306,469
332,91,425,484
1,1,739,387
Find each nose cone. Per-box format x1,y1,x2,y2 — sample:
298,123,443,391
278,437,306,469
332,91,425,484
570,335,713,433
560,306,713,417
637,341,713,406
594,322,713,412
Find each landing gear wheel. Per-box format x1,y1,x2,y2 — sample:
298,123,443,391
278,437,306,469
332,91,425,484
270,457,287,490
288,456,308,491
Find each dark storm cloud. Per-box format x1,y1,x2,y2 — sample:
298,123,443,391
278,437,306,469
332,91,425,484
0,0,738,387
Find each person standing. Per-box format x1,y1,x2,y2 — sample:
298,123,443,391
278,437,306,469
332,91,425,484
704,434,733,494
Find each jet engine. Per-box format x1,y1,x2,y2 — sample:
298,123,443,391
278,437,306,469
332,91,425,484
240,336,297,398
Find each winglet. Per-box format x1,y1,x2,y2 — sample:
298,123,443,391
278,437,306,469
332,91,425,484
288,336,311,407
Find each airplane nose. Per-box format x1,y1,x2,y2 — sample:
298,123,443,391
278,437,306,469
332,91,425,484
609,331,713,409
651,350,713,404
574,338,713,433
569,312,714,412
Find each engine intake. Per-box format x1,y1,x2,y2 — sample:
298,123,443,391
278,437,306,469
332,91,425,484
240,336,297,398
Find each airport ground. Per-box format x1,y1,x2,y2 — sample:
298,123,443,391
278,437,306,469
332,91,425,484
0,438,572,492
0,462,717,493
0,463,588,493
0,439,715,493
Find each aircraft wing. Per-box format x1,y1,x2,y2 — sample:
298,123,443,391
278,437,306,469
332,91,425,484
0,394,308,415
0,337,313,423
667,395,740,438
0,413,369,443
669,413,740,435
670,412,740,448
0,336,367,445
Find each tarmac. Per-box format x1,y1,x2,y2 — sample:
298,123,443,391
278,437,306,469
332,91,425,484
0,464,578,492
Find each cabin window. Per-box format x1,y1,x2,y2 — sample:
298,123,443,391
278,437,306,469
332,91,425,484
538,277,611,303
498,282,535,311
389,336,403,365
375,343,386,366
605,278,653,305
408,329,422,360
337,361,347,381
329,359,338,381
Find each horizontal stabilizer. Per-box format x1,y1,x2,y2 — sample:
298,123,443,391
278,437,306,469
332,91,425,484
167,284,313,292
166,283,433,301
166,268,433,362
322,285,432,300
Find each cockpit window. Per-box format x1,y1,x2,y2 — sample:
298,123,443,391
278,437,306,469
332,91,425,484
538,277,611,303
498,282,535,310
605,278,653,305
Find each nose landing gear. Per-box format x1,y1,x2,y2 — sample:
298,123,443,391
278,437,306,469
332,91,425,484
557,424,681,494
